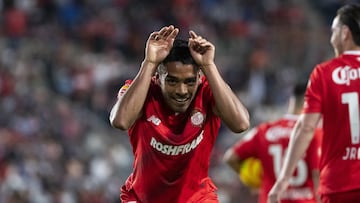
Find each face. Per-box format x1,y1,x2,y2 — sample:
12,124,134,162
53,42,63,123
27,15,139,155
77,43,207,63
157,62,200,113
330,15,345,56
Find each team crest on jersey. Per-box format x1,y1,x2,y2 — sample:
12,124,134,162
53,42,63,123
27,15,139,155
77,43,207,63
191,111,205,127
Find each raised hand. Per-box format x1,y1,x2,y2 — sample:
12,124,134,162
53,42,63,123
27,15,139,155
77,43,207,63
188,30,215,67
145,25,179,65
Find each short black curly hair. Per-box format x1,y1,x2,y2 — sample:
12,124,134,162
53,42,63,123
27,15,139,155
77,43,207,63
162,39,198,67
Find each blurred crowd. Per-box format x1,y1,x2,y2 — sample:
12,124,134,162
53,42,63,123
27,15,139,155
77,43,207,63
0,0,348,202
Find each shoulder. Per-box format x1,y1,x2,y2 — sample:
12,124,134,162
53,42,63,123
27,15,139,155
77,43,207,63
195,76,212,98
117,79,132,98
149,78,161,92
315,55,347,71
199,75,209,87
259,117,295,141
243,122,270,140
308,58,337,83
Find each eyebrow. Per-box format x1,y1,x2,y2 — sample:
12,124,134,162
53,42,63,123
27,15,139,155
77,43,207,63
166,75,197,81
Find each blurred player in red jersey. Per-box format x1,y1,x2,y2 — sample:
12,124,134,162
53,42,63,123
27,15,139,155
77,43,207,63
224,82,322,203
268,4,360,203
109,25,250,203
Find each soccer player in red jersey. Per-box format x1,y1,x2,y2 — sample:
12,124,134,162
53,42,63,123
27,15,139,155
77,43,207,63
109,25,250,203
224,82,322,203
268,4,360,203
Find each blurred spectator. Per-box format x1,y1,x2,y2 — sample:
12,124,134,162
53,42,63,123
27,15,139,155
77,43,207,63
2,0,28,49
0,1,341,202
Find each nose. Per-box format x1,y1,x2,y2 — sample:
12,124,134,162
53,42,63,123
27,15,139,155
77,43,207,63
176,83,188,95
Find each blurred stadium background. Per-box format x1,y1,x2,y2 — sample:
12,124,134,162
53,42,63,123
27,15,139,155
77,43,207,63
0,0,350,202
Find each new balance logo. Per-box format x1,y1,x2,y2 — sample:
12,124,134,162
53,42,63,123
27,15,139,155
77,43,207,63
147,115,161,126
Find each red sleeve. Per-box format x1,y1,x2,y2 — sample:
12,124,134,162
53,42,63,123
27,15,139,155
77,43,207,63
117,79,132,99
232,126,261,160
303,65,323,113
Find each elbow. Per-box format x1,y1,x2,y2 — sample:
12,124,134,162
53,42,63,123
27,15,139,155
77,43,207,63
233,109,250,133
109,115,131,131
109,100,138,130
230,119,250,133
238,121,250,133
110,120,129,131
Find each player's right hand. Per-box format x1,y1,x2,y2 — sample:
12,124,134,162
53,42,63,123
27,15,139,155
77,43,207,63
267,178,289,203
144,25,179,65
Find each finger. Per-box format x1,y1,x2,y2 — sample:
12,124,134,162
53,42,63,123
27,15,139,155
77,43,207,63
197,38,208,45
158,26,169,36
189,30,197,39
166,28,179,40
162,25,175,37
150,31,160,40
191,38,210,49
191,44,208,54
162,26,172,37
166,25,175,33
190,41,202,51
190,35,208,47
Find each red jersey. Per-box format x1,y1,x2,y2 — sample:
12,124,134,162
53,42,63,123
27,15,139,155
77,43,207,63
232,114,322,203
303,51,360,195
120,76,221,203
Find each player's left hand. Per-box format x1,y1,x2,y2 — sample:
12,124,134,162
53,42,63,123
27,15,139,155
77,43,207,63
188,31,215,68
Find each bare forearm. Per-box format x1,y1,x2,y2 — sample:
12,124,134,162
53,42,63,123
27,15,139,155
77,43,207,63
110,61,157,130
312,170,321,203
223,149,242,173
278,121,315,180
201,64,250,133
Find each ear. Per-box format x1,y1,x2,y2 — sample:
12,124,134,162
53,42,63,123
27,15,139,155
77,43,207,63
155,72,161,85
198,71,203,84
342,25,352,41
